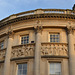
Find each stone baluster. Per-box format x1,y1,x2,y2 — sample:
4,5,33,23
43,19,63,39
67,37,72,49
67,24,75,75
34,20,43,75
3,26,13,75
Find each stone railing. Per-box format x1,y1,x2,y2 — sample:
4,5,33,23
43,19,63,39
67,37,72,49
43,9,75,15
11,44,35,59
0,9,75,23
41,43,68,57
0,48,6,61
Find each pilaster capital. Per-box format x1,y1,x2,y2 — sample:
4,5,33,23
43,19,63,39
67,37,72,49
67,25,74,34
67,22,74,34
34,20,43,33
34,25,43,33
6,25,14,38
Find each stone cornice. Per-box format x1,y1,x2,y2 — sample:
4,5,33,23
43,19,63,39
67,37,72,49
41,42,68,45
12,43,35,48
0,13,75,28
10,56,34,61
0,26,66,38
41,56,69,59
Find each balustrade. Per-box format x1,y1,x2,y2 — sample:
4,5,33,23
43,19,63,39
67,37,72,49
1,9,75,23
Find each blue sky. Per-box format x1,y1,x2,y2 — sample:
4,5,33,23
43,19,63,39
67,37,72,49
0,0,75,20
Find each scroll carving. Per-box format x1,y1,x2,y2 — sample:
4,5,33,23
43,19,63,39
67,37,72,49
11,44,35,58
41,43,68,56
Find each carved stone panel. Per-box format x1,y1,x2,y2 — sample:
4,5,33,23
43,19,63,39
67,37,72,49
11,44,35,59
0,49,6,61
41,43,68,56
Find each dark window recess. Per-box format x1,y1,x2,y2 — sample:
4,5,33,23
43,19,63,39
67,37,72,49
31,41,34,43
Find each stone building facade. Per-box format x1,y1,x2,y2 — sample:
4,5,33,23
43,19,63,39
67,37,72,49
0,6,75,75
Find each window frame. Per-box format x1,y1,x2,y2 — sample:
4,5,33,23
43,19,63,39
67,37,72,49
49,33,60,43
21,34,29,45
0,41,4,50
15,60,29,75
47,59,62,75
49,62,61,75
16,63,27,75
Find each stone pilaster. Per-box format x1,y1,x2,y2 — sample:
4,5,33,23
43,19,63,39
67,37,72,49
34,20,43,75
3,26,13,75
62,59,69,75
67,25,75,75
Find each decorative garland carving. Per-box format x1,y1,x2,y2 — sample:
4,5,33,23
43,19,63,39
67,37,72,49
41,43,68,56
11,44,35,58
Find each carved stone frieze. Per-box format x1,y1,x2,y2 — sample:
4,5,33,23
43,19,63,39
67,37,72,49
41,43,68,56
0,49,6,61
11,44,35,58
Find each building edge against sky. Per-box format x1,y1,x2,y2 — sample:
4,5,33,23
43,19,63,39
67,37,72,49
0,4,75,75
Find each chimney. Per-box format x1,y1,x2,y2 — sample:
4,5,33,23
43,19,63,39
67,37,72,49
72,4,75,10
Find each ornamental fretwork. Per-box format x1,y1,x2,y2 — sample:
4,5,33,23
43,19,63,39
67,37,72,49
41,43,68,56
11,44,35,58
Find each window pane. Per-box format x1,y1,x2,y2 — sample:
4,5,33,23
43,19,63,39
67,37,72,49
21,35,29,44
49,63,61,75
17,64,27,75
50,34,59,43
0,41,4,49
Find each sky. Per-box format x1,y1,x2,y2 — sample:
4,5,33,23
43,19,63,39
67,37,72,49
0,0,75,20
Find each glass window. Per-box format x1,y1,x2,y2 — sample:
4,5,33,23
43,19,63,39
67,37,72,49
49,63,61,75
17,63,27,75
50,34,59,42
21,35,29,44
0,41,4,49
